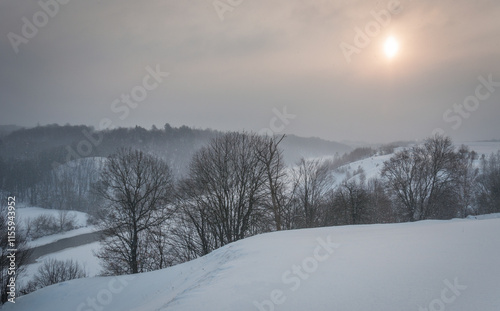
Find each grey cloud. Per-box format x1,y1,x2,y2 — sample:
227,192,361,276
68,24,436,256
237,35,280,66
1,0,499,143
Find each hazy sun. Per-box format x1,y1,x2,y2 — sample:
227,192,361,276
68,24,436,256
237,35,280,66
384,36,399,59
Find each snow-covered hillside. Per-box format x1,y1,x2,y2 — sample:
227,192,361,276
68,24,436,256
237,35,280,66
6,215,500,311
331,153,394,185
330,141,500,186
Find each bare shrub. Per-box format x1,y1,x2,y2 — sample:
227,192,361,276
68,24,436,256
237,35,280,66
21,259,87,295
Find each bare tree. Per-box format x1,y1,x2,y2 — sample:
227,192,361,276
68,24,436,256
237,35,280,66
141,225,173,271
176,177,222,257
57,209,78,232
477,151,500,214
255,135,295,231
454,146,479,217
24,214,58,240
292,158,334,228
95,149,174,275
382,135,459,221
366,178,398,223
161,216,201,265
332,180,370,225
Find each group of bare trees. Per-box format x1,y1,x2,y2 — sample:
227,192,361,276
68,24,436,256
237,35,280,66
24,210,78,240
94,133,500,276
381,136,488,221
171,133,287,259
21,259,87,295
95,134,293,273
289,162,395,228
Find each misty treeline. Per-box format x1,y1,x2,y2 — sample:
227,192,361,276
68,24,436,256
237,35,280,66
93,133,499,276
0,124,350,214
0,124,218,213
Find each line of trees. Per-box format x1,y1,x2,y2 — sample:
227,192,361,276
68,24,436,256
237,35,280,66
24,210,79,240
0,124,351,215
0,124,219,215
94,133,500,276
21,259,87,295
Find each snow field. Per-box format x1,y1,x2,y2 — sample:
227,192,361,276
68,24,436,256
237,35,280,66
6,215,500,311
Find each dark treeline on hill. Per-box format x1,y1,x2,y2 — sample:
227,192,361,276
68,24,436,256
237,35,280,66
0,123,351,212
0,124,351,166
0,124,218,172
0,124,23,137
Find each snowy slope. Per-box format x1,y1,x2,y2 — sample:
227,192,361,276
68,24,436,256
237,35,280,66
331,153,394,186
5,216,500,311
331,141,500,186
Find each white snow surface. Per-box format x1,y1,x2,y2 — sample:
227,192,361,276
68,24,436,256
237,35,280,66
331,153,394,186
6,215,500,311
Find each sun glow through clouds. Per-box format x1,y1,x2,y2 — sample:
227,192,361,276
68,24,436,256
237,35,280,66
384,36,399,59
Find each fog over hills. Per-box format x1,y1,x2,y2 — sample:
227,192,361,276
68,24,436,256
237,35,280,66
0,123,352,169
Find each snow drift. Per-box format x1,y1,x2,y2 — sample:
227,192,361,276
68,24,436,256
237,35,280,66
5,216,500,311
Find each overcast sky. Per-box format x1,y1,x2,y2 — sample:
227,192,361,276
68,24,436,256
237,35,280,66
1,0,499,143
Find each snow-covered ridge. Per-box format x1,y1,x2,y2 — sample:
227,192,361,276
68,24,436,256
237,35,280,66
6,215,500,311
